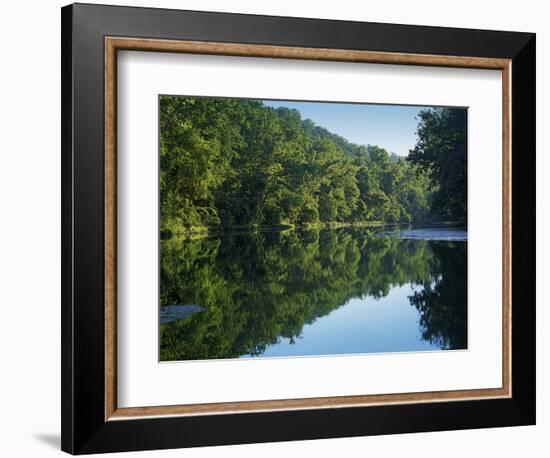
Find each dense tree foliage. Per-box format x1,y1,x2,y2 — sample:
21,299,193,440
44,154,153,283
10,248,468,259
160,96,436,236
160,229,467,360
408,107,467,222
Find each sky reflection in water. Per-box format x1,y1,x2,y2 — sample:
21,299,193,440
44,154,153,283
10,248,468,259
241,283,441,358
160,227,467,361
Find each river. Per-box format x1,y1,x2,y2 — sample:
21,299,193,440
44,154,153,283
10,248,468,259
160,225,467,361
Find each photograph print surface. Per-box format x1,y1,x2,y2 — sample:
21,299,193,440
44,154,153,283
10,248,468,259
159,96,468,362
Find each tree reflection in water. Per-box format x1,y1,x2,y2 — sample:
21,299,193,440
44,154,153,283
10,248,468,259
160,228,467,361
408,241,467,350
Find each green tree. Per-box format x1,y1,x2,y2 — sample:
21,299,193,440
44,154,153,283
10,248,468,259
159,96,467,236
408,107,467,222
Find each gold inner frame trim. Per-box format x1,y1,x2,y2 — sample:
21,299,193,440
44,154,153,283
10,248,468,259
104,36,512,421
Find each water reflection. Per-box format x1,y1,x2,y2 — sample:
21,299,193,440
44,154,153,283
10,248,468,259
160,227,467,361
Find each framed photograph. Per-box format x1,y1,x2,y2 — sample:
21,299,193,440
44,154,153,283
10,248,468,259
61,3,536,454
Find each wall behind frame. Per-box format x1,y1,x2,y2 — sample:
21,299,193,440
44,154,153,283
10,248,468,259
0,0,544,457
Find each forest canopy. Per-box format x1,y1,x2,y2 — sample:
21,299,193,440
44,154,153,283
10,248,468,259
159,96,467,237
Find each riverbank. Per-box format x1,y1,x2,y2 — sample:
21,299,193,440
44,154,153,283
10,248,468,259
161,220,463,242
163,221,386,239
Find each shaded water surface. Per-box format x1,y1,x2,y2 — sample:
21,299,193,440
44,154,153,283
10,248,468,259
160,226,467,361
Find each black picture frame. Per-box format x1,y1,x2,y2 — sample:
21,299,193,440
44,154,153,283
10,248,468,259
61,3,536,454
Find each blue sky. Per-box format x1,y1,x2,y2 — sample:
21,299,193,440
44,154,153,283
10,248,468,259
264,100,427,157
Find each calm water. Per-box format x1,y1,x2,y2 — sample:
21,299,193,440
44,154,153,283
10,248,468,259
160,226,467,361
